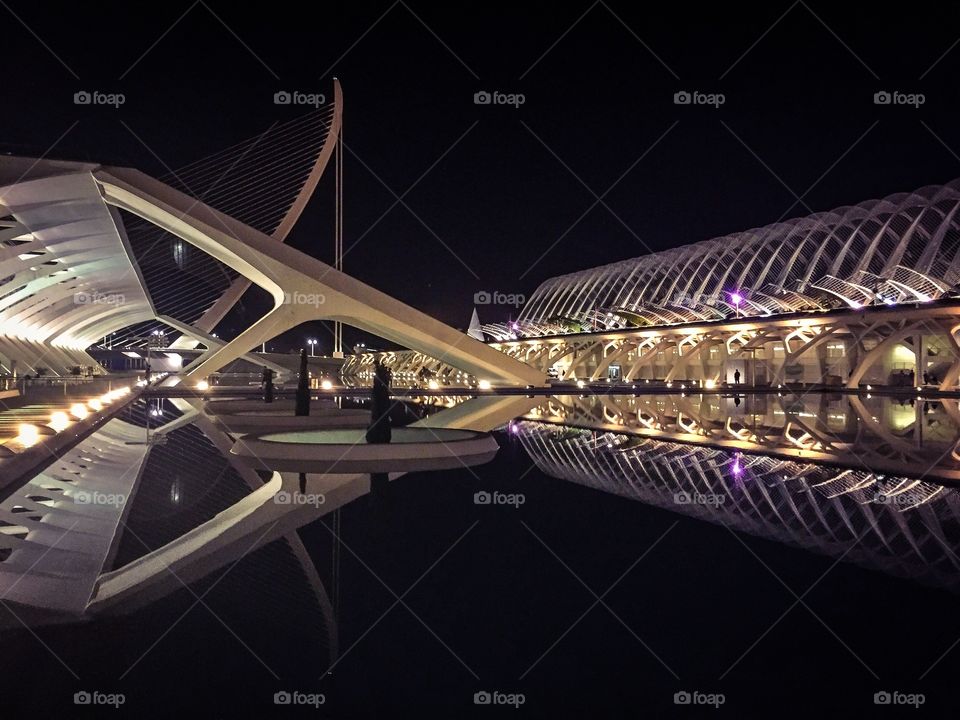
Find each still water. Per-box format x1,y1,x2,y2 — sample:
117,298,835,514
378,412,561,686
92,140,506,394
1,392,958,716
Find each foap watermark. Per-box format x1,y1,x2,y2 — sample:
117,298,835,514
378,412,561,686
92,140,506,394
75,490,126,508
283,291,326,308
74,291,125,306
274,690,326,707
474,490,525,508
674,491,725,507
874,492,913,508
674,690,725,708
274,90,326,108
474,290,525,307
874,690,925,708
474,690,525,708
74,90,125,108
474,90,525,108
874,90,925,108
74,690,125,708
673,90,725,108
274,490,325,507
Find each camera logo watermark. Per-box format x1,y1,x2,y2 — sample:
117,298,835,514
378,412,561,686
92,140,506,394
74,291,125,306
274,90,326,107
74,691,125,708
873,690,924,708
274,691,326,707
474,690,525,708
673,90,725,108
474,290,525,307
873,91,924,108
674,690,725,708
74,90,125,108
474,90,525,108
474,490,525,509
75,490,126,508
274,490,325,507
283,291,326,307
673,491,725,507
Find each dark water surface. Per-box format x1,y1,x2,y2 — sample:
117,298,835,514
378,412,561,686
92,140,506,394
1,393,958,716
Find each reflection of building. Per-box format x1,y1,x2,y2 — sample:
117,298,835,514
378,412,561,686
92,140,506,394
348,180,960,390
521,393,960,481
515,407,960,592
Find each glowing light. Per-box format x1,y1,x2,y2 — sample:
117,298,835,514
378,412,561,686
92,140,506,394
87,399,103,411
196,380,210,391
478,380,492,390
427,379,439,390
732,454,743,477
576,380,585,389
49,412,70,432
69,403,89,419
729,292,743,306
100,394,112,405
17,423,40,448
704,379,716,389
320,379,334,390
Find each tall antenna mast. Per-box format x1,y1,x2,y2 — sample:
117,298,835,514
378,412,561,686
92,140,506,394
333,78,344,358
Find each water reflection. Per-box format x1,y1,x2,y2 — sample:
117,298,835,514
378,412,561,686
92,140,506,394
513,393,960,592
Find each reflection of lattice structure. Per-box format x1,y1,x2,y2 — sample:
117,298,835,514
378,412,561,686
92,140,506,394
521,393,960,482
516,420,960,592
501,179,960,340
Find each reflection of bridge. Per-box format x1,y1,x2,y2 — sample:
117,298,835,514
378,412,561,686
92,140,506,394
514,414,960,592
0,394,534,623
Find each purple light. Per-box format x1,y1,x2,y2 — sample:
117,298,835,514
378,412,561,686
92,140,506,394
729,292,743,306
732,454,743,476
508,421,520,435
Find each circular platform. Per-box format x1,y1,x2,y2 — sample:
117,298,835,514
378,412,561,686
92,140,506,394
230,427,499,473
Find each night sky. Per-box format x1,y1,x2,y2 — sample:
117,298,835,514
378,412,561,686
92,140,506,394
4,1,960,350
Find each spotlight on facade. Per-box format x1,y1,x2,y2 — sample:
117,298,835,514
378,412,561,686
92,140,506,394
477,380,492,390
320,379,334,390
427,379,439,390
576,380,585,389
87,399,103,411
704,379,716,389
196,380,210,391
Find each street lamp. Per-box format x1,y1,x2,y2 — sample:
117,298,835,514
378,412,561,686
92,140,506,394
729,291,743,319
307,338,317,357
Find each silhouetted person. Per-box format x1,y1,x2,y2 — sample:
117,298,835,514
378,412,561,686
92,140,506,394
734,395,741,407
144,362,152,383
366,361,392,444
733,369,741,385
295,349,310,416
262,366,274,403
299,472,307,495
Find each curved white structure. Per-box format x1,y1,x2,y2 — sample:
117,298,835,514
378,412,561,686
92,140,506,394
0,81,544,387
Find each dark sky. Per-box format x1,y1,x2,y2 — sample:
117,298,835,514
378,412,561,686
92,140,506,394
4,1,960,350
